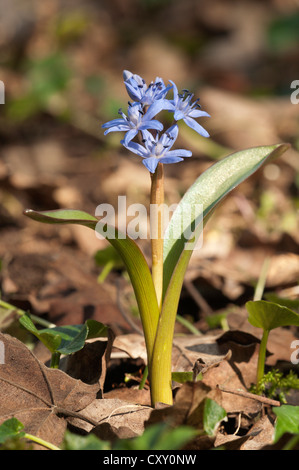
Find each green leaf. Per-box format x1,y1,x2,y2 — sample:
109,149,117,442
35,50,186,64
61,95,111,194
64,423,197,451
19,313,109,355
151,144,289,405
63,431,110,450
41,324,89,355
246,300,299,331
23,209,160,363
264,293,299,313
273,405,299,442
114,422,197,451
85,319,109,339
203,398,227,436
163,143,289,299
19,313,62,353
0,418,25,444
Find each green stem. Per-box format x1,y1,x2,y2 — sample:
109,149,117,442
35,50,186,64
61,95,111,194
139,365,148,390
176,314,202,335
253,257,270,301
50,351,61,369
282,434,299,450
0,300,56,328
97,260,115,283
256,329,269,386
24,433,61,450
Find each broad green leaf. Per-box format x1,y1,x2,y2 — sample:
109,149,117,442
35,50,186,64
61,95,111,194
24,209,160,362
65,423,197,451
63,431,110,450
19,313,62,353
0,418,25,444
246,300,299,331
273,405,299,442
114,422,197,451
264,293,299,313
203,398,227,436
19,314,109,355
85,319,109,339
41,324,89,355
150,247,191,404
151,144,289,405
163,144,289,299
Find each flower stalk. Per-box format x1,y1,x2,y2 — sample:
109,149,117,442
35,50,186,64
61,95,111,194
256,329,270,386
150,162,164,311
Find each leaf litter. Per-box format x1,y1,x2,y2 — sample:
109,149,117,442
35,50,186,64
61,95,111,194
0,0,299,451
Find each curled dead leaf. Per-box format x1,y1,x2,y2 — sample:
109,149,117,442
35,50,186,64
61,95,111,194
0,332,100,449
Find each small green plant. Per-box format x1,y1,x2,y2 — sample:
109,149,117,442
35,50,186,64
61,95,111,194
251,369,299,403
19,312,108,369
24,70,289,407
0,418,60,450
0,418,197,451
272,405,299,449
246,300,299,386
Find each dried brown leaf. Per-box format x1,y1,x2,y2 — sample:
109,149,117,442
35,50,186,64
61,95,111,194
0,332,100,448
68,397,152,440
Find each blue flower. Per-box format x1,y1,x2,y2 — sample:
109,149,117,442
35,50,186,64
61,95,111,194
123,70,172,107
158,81,210,138
121,124,192,173
102,101,163,145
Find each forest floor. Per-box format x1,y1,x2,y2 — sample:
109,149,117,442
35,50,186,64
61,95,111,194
0,0,299,450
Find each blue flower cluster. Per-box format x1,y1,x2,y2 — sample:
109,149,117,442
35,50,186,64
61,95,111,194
102,70,210,173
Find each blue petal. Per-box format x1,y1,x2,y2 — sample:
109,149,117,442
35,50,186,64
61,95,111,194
123,129,138,145
169,80,179,104
139,119,163,132
102,118,128,129
103,124,130,135
145,99,173,120
140,129,157,152
159,156,184,164
183,116,210,137
173,110,186,121
123,70,133,81
165,124,179,142
121,140,148,158
124,80,142,101
188,109,211,119
142,157,159,173
166,149,192,158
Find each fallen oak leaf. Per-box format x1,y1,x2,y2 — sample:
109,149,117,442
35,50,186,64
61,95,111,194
0,332,100,449
67,397,152,440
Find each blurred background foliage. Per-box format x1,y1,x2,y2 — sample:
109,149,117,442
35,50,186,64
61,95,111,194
0,0,299,124
0,0,298,347
0,0,298,239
